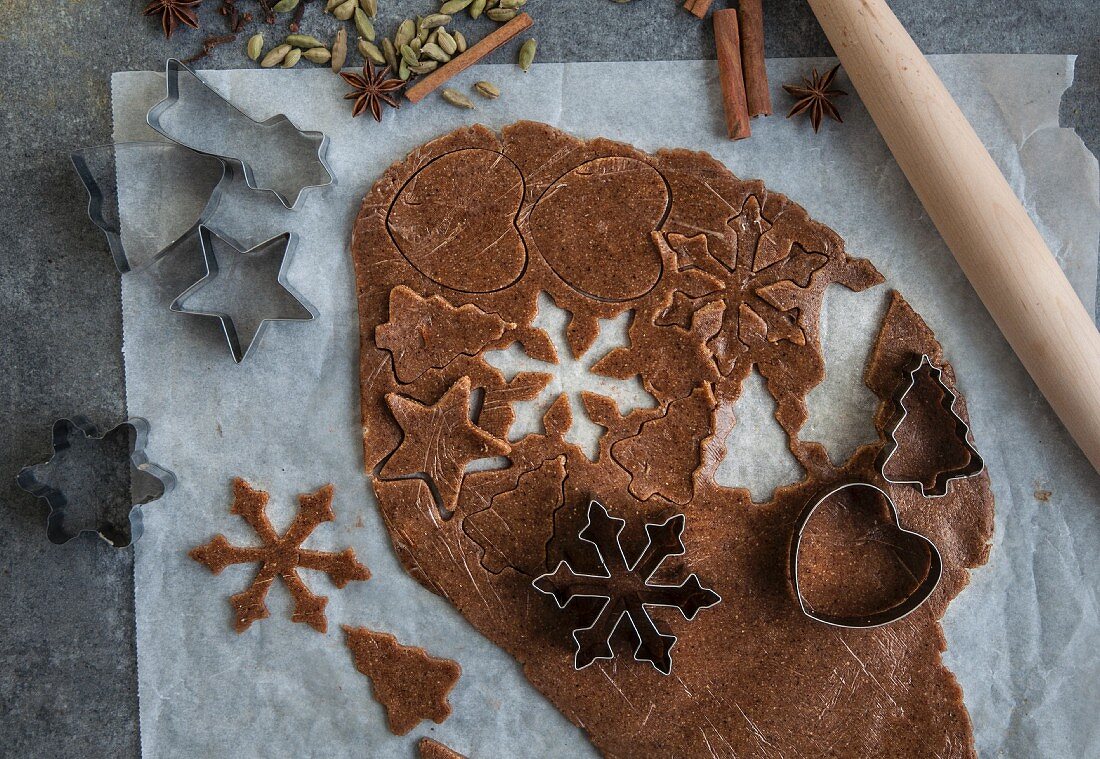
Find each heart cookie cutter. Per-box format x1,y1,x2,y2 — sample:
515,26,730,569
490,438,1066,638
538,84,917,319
878,354,985,497
789,482,943,628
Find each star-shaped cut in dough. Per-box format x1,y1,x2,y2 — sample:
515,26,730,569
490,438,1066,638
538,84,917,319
381,376,511,514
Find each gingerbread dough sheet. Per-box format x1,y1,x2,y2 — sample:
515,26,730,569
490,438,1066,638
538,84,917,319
111,58,1100,759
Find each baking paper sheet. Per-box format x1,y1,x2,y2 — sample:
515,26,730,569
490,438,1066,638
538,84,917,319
112,56,1100,758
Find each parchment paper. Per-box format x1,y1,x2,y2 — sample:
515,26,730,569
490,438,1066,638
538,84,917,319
112,56,1100,758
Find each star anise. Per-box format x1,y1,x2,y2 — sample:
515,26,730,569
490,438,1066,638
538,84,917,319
144,0,202,39
783,64,847,133
340,62,405,122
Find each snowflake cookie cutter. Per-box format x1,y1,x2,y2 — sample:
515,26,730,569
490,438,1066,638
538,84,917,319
170,225,317,363
147,58,335,210
789,482,943,629
877,354,985,498
533,500,721,675
16,417,176,547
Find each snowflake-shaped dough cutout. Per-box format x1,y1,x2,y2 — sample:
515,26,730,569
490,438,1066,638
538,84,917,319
532,501,721,675
189,479,371,633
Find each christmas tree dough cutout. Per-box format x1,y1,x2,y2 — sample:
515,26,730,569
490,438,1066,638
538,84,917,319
343,625,461,736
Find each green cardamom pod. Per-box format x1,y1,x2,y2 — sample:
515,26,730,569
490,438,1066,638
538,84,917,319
246,34,264,61
454,30,467,53
518,38,536,72
302,46,332,64
409,60,439,75
286,34,325,49
260,43,292,68
354,9,376,41
468,0,486,19
333,0,357,21
398,59,411,80
394,19,415,49
331,28,348,71
421,13,451,29
486,8,517,21
420,42,450,63
360,0,377,17
382,38,399,71
499,0,525,8
440,0,474,13
281,48,302,67
474,80,500,99
436,28,457,55
441,88,475,109
400,44,419,66
357,39,385,64
271,0,299,12
410,38,422,55
325,0,343,11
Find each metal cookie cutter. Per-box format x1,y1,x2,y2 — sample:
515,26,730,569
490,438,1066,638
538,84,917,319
170,225,317,363
147,59,335,210
878,354,985,497
71,141,226,273
16,417,176,547
789,482,943,628
533,500,721,676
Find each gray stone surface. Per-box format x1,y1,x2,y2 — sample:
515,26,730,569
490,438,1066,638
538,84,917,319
0,0,1095,756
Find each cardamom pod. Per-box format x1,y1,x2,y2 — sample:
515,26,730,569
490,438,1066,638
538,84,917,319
437,28,457,55
454,30,467,52
331,28,348,71
410,38,422,55
325,0,342,11
420,42,450,63
400,44,419,66
398,59,411,80
286,34,324,49
354,9,376,41
416,25,429,45
360,0,377,17
474,80,500,99
468,0,486,18
394,19,415,49
499,0,525,7
440,0,474,13
303,46,332,64
281,48,302,67
358,39,386,65
409,60,439,75
271,0,299,12
421,13,451,29
382,38,399,71
441,88,475,109
260,43,292,68
333,0,357,21
486,8,517,21
518,38,536,72
246,34,264,61
486,0,500,8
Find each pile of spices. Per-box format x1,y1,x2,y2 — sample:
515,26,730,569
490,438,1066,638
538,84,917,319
144,0,539,121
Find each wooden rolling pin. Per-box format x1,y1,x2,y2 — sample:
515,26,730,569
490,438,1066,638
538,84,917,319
806,0,1100,474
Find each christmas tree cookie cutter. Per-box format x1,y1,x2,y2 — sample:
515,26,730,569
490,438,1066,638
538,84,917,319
147,58,335,210
15,417,176,547
877,353,985,497
789,481,943,629
533,500,721,676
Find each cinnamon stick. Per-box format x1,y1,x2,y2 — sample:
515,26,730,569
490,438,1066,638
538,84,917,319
713,9,751,140
405,13,534,104
683,0,714,18
738,0,772,116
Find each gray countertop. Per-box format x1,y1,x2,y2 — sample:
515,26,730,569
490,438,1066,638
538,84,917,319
1,1,1096,755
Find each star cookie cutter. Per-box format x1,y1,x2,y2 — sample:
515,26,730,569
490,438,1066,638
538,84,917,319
789,482,943,628
533,500,721,675
16,417,176,547
878,354,985,498
170,225,318,363
147,59,335,210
